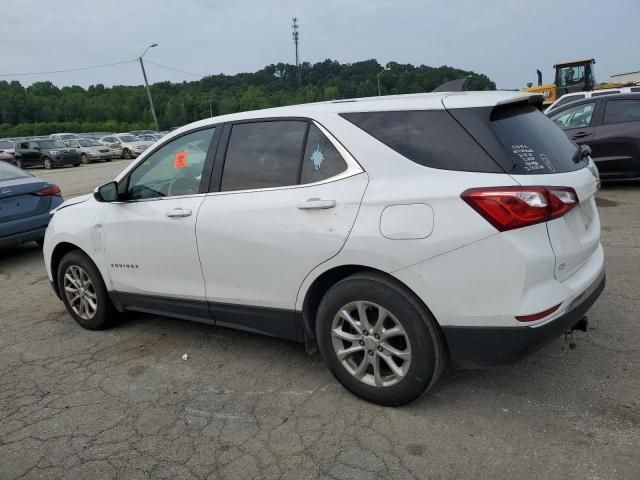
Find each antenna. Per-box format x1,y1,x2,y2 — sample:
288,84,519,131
292,17,301,89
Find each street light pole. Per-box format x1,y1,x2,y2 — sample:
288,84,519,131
377,66,390,96
139,43,160,131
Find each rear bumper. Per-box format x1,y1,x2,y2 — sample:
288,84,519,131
0,226,47,248
442,269,605,368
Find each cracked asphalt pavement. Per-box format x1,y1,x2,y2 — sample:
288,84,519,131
1,163,639,479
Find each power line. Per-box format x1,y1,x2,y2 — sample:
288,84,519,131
0,59,137,77
144,61,203,78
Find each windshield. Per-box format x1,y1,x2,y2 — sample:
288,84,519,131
60,134,77,140
0,162,30,181
78,139,101,147
39,140,65,149
118,135,139,143
556,65,586,88
447,103,584,174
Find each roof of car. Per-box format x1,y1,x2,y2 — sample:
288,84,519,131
169,90,539,138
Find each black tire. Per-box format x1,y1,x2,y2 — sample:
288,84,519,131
123,149,132,159
81,154,90,164
316,272,446,406
73,163,80,167
15,159,23,169
36,238,44,248
57,250,117,330
43,157,53,169
105,158,112,162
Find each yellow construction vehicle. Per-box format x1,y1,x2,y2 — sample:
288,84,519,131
522,58,621,105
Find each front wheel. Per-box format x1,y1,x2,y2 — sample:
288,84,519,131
316,272,446,406
122,149,132,159
57,250,117,330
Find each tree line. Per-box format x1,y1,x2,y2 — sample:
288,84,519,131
0,59,495,137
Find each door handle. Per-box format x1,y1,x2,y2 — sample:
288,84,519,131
572,131,592,139
297,198,336,210
166,208,192,218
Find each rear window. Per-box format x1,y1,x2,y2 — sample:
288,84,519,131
449,103,584,174
0,162,30,181
0,140,13,150
340,110,502,173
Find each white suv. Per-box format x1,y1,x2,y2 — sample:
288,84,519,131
44,92,605,405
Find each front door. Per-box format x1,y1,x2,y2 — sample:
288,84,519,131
101,127,217,318
196,120,367,339
549,101,597,149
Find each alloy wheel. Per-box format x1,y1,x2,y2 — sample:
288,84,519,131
331,301,412,387
63,265,98,320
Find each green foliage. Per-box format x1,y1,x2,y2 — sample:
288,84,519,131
0,59,495,137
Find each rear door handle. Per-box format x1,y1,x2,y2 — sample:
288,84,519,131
166,208,192,218
297,198,336,210
572,131,592,139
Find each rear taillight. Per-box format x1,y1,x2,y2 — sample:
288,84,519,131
34,185,62,197
461,186,578,232
515,303,562,322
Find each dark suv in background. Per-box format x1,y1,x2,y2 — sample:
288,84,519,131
14,139,81,170
548,93,640,179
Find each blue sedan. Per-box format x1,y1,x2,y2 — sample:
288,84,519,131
0,162,63,248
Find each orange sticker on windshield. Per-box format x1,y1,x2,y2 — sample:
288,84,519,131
175,150,187,169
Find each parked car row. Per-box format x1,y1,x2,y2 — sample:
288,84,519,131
0,131,166,169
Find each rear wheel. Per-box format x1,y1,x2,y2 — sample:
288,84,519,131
81,153,90,164
43,157,52,169
57,250,116,330
316,273,446,406
15,159,23,169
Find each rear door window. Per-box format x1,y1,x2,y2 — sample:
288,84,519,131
300,124,347,184
602,99,640,125
221,121,307,191
340,110,502,173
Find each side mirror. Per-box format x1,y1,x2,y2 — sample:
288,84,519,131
580,144,592,158
94,181,119,202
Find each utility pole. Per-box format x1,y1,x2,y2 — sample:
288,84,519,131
292,18,301,89
139,43,160,131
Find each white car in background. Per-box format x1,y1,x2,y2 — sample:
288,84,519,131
63,138,114,164
545,85,640,114
49,133,80,143
99,134,154,159
43,91,605,405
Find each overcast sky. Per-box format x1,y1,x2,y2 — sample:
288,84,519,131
2,0,638,90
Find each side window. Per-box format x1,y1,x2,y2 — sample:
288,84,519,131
300,124,347,184
29,142,39,149
602,100,640,125
221,121,307,191
20,142,29,149
550,103,595,129
127,127,214,200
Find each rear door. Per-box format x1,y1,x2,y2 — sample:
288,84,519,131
448,101,600,282
590,98,640,176
196,119,367,338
